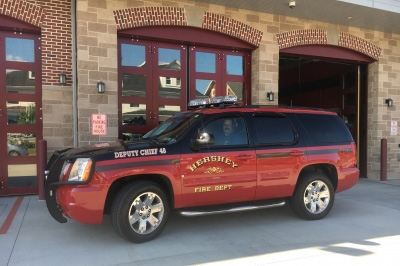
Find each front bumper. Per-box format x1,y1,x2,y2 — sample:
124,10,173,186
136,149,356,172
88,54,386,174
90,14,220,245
45,151,68,223
45,152,105,224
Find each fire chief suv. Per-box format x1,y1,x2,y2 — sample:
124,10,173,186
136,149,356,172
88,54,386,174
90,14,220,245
45,96,359,243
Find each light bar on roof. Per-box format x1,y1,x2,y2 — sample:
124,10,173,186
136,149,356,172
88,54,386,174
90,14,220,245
188,95,238,108
188,97,210,107
210,96,224,104
223,95,237,103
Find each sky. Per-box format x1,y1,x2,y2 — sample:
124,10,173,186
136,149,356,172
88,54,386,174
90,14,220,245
6,38,35,62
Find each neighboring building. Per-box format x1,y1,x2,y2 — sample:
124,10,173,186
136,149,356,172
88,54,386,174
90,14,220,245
0,0,399,195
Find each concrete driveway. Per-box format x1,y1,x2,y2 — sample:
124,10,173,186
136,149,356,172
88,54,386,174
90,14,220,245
1,178,400,266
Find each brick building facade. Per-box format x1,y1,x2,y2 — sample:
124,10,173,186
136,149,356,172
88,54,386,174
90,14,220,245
0,0,400,195
74,0,400,179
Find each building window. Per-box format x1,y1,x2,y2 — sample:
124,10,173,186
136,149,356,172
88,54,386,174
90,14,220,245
118,39,251,139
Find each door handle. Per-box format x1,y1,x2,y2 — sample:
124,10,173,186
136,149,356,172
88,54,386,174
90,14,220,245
235,154,253,160
290,150,304,156
0,109,2,117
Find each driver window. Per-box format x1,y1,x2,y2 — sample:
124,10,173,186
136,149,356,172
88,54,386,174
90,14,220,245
203,116,248,146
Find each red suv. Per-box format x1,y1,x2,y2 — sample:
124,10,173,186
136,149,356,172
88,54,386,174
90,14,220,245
45,97,359,243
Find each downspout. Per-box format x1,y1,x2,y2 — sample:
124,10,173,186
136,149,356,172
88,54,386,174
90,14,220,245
72,0,78,147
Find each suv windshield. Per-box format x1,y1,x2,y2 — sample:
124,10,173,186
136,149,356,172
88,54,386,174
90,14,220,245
142,112,202,144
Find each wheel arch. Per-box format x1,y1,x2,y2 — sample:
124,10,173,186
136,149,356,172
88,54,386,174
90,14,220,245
296,163,338,191
104,174,175,214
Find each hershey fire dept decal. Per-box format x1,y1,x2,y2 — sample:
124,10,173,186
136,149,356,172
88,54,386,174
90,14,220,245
194,185,233,193
204,166,224,174
114,148,167,158
189,156,238,172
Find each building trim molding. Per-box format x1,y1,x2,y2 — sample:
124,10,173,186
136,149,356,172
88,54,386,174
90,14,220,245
113,7,263,47
0,0,44,28
338,32,381,61
276,29,381,60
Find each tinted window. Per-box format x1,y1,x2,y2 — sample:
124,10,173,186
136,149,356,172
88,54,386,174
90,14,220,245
254,116,295,144
142,113,201,144
297,114,353,144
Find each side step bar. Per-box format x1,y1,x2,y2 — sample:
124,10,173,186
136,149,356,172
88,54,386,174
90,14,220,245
178,200,286,217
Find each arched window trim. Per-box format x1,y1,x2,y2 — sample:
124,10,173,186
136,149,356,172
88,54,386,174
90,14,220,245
0,14,40,33
280,45,376,64
118,26,257,51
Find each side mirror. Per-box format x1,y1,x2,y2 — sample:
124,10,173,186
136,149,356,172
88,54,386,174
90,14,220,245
190,132,215,151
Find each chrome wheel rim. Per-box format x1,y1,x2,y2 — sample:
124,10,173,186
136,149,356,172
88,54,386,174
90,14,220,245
303,180,330,214
128,192,165,235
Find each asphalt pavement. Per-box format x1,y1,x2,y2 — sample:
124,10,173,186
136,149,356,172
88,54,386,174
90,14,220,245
1,178,400,266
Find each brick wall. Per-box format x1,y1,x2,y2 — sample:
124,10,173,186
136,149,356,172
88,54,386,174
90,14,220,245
29,0,73,155
113,7,263,47
0,0,44,27
75,0,399,178
114,6,187,29
76,0,119,146
27,0,72,86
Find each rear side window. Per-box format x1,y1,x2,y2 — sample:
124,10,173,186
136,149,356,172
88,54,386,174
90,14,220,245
253,115,296,145
297,114,353,144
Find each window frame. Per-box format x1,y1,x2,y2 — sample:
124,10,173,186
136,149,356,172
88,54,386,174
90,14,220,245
117,26,255,139
189,47,251,105
118,39,188,139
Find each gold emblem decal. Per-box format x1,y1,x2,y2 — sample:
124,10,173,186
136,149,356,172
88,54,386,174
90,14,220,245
189,156,238,172
204,167,224,174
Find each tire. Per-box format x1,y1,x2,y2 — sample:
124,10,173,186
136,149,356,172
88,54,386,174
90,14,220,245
111,181,170,243
289,173,334,220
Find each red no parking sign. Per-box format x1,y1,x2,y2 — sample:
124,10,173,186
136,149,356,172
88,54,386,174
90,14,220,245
92,114,107,136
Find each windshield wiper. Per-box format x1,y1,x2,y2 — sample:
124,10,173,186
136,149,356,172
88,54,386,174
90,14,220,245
143,136,159,144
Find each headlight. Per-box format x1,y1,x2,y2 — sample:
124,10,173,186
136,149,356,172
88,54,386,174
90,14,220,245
68,158,92,182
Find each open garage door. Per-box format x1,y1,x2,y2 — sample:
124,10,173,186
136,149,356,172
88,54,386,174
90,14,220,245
279,56,368,177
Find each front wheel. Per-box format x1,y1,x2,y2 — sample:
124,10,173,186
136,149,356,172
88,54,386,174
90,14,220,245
289,174,334,220
111,181,170,243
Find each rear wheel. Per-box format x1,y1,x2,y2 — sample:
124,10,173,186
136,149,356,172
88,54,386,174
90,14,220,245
290,173,334,220
111,181,170,243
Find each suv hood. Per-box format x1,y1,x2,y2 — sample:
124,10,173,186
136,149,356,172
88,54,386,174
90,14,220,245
63,140,163,158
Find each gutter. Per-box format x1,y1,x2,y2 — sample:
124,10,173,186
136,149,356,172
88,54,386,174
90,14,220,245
72,0,78,147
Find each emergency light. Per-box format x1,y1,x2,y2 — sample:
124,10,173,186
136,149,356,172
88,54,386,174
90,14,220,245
188,96,238,109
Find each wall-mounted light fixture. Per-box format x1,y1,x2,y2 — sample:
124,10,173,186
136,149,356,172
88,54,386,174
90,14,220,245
59,73,66,84
97,81,105,93
385,98,393,107
267,91,275,102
